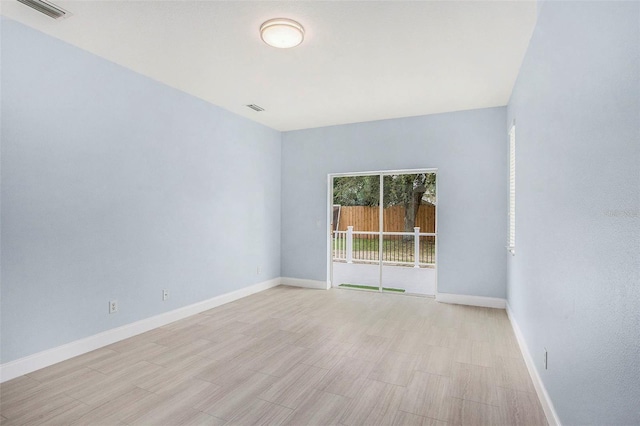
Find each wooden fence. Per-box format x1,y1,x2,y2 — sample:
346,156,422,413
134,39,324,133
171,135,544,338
336,204,435,233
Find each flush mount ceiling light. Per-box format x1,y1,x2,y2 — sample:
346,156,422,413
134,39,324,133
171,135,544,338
260,18,305,49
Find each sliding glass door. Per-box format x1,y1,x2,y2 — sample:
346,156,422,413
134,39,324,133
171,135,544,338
330,170,437,296
380,173,436,295
331,174,381,291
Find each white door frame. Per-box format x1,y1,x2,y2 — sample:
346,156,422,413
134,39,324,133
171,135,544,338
326,168,438,295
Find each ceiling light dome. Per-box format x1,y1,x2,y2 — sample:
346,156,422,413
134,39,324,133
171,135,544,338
260,18,305,49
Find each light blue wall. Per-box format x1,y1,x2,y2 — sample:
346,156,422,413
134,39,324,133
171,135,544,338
507,2,640,425
281,108,508,298
0,19,281,363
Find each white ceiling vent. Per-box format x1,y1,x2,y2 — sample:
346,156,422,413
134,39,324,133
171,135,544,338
246,104,265,112
16,0,71,19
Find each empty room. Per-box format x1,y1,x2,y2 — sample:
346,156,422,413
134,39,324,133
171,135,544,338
1,1,638,425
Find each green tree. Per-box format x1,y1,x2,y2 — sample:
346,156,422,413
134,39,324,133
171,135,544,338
384,173,436,235
333,173,436,233
333,175,379,206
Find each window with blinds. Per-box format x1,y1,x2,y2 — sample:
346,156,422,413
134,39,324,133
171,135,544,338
508,125,516,254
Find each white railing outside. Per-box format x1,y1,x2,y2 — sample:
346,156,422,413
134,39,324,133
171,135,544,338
332,226,436,267
333,229,346,261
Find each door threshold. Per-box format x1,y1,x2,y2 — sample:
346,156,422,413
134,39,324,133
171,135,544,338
338,283,405,293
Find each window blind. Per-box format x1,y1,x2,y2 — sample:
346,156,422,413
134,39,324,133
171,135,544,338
508,125,516,254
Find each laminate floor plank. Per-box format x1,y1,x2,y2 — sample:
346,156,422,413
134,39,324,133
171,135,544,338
298,339,354,370
389,330,431,355
87,342,166,374
178,411,228,426
340,379,405,426
1,286,547,426
70,387,160,425
161,313,209,331
368,350,418,386
196,353,260,388
137,356,215,395
492,337,522,360
0,376,40,402
330,321,368,344
40,367,108,397
258,363,329,409
26,398,90,425
1,389,86,425
0,387,53,418
392,410,447,426
454,338,473,364
458,321,491,343
251,343,311,377
18,399,92,426
74,361,162,406
398,316,430,332
292,326,335,349
399,371,452,422
366,318,402,339
196,372,278,420
105,328,172,352
424,325,458,348
226,398,293,426
346,334,391,363
317,356,375,398
447,397,501,425
448,362,499,406
275,313,316,333
0,383,69,419
282,390,350,426
154,324,211,347
415,345,455,377
494,356,537,393
471,341,494,368
247,330,300,353
198,333,260,362
497,386,548,426
128,379,222,425
25,348,117,383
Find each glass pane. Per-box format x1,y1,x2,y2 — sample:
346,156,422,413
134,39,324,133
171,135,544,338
332,175,381,291
381,173,436,295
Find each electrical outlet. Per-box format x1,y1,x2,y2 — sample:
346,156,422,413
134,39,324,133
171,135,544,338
109,300,118,314
543,348,548,370
162,289,169,301
256,266,261,275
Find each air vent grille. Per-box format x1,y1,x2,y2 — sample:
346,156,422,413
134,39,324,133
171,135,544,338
16,0,70,19
246,104,265,112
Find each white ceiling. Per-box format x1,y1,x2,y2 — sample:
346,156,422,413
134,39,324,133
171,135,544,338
1,0,538,131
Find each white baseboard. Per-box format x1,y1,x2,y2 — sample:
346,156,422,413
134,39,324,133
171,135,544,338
0,278,281,383
436,292,506,309
281,277,329,290
506,303,562,426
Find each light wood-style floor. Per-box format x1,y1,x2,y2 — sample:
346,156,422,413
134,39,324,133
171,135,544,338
0,286,547,425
